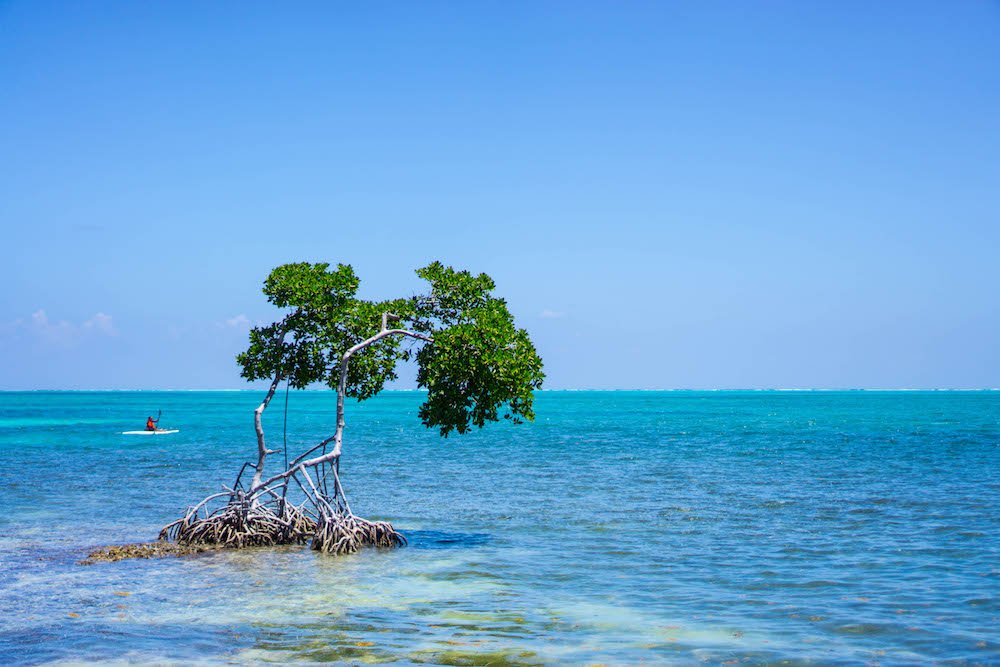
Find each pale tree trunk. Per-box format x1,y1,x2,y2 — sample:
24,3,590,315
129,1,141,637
249,371,283,491
248,328,289,492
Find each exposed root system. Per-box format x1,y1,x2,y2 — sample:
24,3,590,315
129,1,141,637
159,494,316,548
156,436,406,557
311,509,406,555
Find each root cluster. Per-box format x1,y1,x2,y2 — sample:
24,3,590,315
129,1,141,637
159,496,316,548
160,449,406,556
312,509,407,555
159,484,405,555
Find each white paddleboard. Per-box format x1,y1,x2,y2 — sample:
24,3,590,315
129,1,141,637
122,430,180,435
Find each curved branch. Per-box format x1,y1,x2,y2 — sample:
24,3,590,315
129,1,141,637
332,323,432,459
288,434,336,468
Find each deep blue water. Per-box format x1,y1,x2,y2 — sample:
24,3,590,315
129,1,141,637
0,391,997,665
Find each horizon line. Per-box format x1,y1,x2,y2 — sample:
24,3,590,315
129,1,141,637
1,387,997,393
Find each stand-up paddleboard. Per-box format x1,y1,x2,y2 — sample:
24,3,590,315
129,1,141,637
122,429,180,435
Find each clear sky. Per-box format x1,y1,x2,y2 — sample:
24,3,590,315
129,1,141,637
1,1,998,390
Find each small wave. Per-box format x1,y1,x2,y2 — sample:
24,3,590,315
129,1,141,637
760,500,795,509
831,622,894,636
403,531,491,550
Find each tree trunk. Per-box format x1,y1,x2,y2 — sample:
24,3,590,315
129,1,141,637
250,370,283,491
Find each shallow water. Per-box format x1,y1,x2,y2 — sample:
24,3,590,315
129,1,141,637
0,391,997,665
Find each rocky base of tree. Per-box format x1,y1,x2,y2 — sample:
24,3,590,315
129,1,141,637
81,541,224,564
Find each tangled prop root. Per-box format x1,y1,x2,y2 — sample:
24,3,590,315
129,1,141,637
311,509,406,555
159,498,316,548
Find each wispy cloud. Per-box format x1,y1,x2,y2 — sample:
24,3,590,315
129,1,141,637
6,309,119,346
223,314,251,328
30,310,76,345
539,309,566,319
82,312,118,336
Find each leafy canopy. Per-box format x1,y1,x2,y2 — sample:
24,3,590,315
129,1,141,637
237,261,544,435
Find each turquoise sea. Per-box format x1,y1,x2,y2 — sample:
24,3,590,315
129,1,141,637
0,391,997,665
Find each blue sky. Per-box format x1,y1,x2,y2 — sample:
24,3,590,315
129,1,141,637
1,2,998,390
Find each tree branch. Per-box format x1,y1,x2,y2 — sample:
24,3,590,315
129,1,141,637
332,322,433,459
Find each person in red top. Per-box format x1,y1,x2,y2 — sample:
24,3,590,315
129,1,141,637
146,415,159,431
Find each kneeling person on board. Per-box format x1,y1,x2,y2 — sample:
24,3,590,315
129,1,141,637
146,415,159,431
